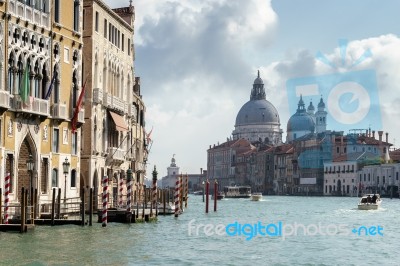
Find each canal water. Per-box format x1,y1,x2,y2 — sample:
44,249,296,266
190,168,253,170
1,196,399,265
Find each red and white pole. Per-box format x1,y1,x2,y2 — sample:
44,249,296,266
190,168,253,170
102,175,108,227
174,175,180,217
4,173,10,224
119,176,123,207
127,169,132,213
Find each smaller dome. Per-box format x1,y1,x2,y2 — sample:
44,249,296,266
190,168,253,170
318,97,325,108
287,113,315,132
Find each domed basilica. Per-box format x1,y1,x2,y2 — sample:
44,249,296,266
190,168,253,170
286,95,327,142
232,71,283,145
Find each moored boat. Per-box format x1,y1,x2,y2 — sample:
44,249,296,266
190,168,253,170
358,194,382,210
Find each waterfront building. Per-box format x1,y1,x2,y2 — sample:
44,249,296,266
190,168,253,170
357,163,400,198
207,138,255,187
161,155,180,188
0,0,83,207
81,0,146,207
232,71,283,145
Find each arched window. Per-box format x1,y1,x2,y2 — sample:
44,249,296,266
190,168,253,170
72,70,78,107
71,169,77,188
34,60,40,97
94,116,97,152
8,53,15,93
41,64,48,99
53,65,59,103
16,55,23,92
52,168,58,187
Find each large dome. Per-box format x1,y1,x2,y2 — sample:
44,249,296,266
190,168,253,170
287,112,315,132
235,99,280,126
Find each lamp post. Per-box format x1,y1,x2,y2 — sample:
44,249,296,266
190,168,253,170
62,158,70,205
26,154,34,206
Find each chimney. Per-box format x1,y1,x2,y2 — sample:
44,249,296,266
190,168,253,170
365,129,368,136
368,128,371,137
386,132,388,144
378,131,383,145
372,130,375,139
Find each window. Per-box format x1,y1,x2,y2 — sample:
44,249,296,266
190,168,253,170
104,19,107,38
72,132,78,155
64,47,70,63
74,0,80,32
55,0,60,23
109,23,112,42
53,128,59,152
52,168,58,187
95,12,99,32
41,158,49,194
71,169,77,188
128,39,131,55
6,154,14,192
83,9,85,30
122,34,124,51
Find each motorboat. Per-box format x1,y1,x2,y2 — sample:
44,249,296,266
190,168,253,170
193,191,203,195
250,193,263,201
223,186,251,198
211,192,225,200
358,194,382,210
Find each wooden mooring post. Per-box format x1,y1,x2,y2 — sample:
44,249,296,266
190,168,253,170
89,188,93,226
51,188,56,226
81,188,85,226
20,188,26,233
0,188,2,224
57,188,61,219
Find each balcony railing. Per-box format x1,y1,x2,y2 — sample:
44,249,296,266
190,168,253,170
111,96,125,112
0,91,11,109
107,147,125,161
51,103,67,120
93,88,103,104
103,92,112,107
71,108,85,124
13,96,50,117
10,0,50,29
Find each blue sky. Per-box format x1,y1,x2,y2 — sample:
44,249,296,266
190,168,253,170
105,0,400,177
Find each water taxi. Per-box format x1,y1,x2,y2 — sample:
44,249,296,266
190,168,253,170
250,193,263,201
358,194,382,210
211,192,225,200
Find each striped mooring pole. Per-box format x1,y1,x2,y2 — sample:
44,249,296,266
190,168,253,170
119,174,124,207
127,169,132,213
174,174,180,217
102,175,108,227
152,166,158,215
4,173,10,224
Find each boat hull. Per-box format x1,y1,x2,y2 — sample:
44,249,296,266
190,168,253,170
358,203,380,210
251,195,262,201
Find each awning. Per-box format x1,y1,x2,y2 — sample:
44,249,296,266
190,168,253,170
109,111,128,132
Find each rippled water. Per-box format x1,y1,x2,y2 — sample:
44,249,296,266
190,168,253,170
1,196,399,265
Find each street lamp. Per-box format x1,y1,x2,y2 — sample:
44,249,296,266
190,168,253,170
26,154,34,205
62,157,70,205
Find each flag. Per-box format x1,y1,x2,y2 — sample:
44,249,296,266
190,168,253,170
19,64,30,104
146,126,153,144
44,71,58,100
71,77,88,133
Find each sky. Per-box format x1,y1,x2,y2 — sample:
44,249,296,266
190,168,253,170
104,0,400,177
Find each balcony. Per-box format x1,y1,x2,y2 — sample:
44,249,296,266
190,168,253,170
93,88,103,104
103,92,112,107
107,147,125,165
10,0,50,29
111,96,125,113
13,96,50,118
71,108,85,128
0,91,11,113
51,103,67,120
129,104,137,121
